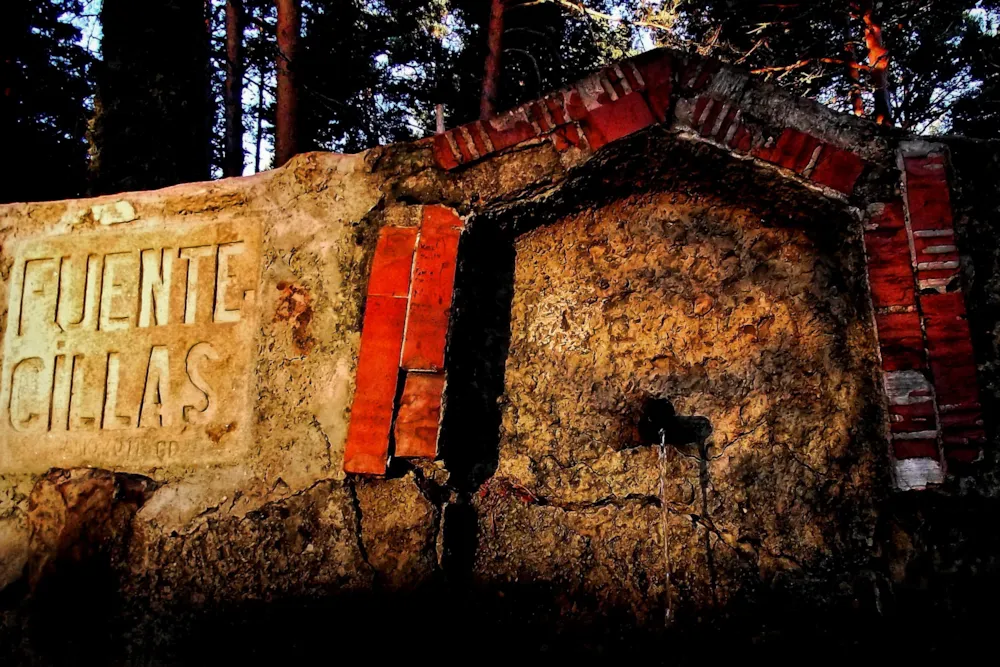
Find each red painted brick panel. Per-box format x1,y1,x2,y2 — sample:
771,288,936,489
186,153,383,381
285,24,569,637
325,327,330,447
872,202,907,229
875,311,926,371
864,227,916,308
483,116,539,153
754,128,811,171
422,204,465,234
809,147,865,194
549,123,585,152
401,209,463,371
904,155,954,230
433,135,459,170
730,126,753,153
394,372,446,458
893,438,941,460
889,402,936,433
944,447,980,464
368,226,418,298
922,292,972,351
580,91,656,150
344,295,409,475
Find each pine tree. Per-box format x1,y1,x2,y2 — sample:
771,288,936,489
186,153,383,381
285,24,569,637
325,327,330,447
677,0,985,132
2,0,92,204
951,9,1000,139
224,0,246,176
90,0,212,194
275,0,300,166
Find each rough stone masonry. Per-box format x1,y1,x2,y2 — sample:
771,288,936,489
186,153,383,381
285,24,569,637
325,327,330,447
1,47,1000,660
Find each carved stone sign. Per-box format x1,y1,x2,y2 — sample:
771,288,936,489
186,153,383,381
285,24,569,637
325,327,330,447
0,221,262,472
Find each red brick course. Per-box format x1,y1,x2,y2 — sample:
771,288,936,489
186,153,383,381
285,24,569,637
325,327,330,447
343,295,409,475
344,206,465,475
394,372,446,459
402,207,464,371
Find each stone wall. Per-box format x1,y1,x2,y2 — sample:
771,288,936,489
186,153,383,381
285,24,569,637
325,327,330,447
1,48,999,661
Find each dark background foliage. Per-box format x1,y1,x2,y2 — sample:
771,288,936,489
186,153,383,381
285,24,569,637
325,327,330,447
2,0,997,203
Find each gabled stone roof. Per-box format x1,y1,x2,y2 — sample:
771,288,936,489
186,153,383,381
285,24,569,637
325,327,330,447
427,47,903,202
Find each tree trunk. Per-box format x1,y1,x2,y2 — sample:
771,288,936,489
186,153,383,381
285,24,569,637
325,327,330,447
480,0,505,120
845,42,865,117
224,0,244,177
275,0,300,167
254,74,265,173
860,0,892,125
92,0,211,194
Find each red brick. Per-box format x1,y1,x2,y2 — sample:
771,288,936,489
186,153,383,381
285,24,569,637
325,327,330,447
730,126,753,153
893,438,940,460
549,123,585,152
564,88,589,122
544,96,568,125
529,101,553,132
679,58,720,92
809,146,866,194
944,447,980,465
905,153,948,178
344,295,409,475
580,91,657,150
394,372,446,458
432,134,460,170
906,189,954,231
922,293,974,369
904,155,954,231
889,402,937,433
792,135,824,173
483,115,538,153
368,226,417,298
754,128,815,171
931,360,980,407
421,205,465,234
864,227,916,308
870,202,907,229
939,405,982,429
875,311,926,371
401,209,463,371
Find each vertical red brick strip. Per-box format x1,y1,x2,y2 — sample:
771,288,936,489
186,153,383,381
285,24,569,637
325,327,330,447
394,372,446,458
343,296,410,475
401,206,464,371
863,201,942,470
343,226,418,475
902,147,985,467
368,227,418,297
